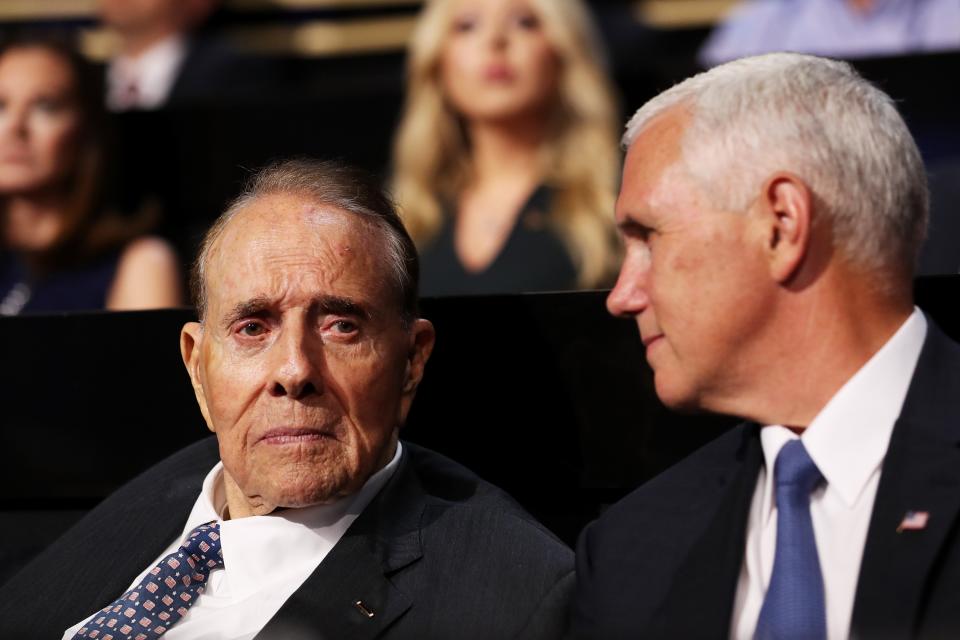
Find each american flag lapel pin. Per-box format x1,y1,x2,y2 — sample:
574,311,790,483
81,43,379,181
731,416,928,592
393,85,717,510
897,510,929,533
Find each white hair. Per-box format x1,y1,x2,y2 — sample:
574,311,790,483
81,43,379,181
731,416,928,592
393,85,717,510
192,159,419,324
623,52,928,278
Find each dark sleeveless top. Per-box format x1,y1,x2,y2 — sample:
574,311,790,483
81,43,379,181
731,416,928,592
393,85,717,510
418,186,578,297
0,250,121,315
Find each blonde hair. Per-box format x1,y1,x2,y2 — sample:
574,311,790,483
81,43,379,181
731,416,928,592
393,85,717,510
392,0,621,288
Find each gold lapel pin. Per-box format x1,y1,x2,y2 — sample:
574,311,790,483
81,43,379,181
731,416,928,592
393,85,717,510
354,600,376,618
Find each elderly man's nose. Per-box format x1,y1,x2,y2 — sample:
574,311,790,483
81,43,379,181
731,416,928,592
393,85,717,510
269,333,323,400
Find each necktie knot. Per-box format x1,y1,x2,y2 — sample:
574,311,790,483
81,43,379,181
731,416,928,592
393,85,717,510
774,439,823,496
181,522,224,572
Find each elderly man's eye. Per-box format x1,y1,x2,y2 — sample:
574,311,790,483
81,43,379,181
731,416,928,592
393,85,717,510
333,320,358,334
239,321,266,337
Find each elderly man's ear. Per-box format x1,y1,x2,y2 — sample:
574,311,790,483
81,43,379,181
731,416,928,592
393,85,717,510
402,318,436,395
754,172,814,284
180,321,214,432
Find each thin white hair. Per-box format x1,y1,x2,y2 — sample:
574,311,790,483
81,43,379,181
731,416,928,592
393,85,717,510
623,52,928,278
192,159,419,324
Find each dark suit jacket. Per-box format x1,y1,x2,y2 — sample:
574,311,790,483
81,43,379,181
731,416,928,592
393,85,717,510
573,321,960,639
99,35,280,110
0,439,573,639
166,37,280,109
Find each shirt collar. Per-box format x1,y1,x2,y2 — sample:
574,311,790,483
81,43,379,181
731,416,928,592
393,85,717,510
759,308,926,517
108,34,188,108
179,441,403,598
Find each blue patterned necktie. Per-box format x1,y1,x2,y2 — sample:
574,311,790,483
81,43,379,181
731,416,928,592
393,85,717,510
755,439,827,640
73,522,223,639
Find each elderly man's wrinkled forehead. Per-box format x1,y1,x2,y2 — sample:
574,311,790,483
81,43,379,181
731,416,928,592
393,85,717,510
203,193,396,318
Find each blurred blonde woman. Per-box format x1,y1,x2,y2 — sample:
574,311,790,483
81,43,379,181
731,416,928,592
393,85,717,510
393,0,621,295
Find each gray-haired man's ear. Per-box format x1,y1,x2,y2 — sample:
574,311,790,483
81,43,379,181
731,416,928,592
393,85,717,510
180,321,215,433
755,172,814,285
399,319,436,420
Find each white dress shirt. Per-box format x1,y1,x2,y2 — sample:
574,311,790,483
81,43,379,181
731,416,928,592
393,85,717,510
730,309,927,640
106,35,188,111
63,442,402,640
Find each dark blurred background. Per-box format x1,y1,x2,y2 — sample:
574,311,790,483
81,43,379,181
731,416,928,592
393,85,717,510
3,0,958,280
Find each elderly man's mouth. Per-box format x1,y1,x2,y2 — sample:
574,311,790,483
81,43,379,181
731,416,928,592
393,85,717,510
258,428,334,445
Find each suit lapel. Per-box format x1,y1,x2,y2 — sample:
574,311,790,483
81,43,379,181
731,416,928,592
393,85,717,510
89,505,194,609
851,323,960,637
258,445,426,639
650,424,763,638
257,530,418,640
49,438,219,631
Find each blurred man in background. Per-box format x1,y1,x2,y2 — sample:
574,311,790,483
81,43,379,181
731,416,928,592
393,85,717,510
98,0,262,110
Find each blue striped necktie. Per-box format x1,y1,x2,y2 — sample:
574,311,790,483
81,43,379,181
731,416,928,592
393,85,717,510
755,439,827,640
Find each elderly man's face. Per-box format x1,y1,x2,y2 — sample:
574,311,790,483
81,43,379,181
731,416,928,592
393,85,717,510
607,107,773,411
181,194,434,517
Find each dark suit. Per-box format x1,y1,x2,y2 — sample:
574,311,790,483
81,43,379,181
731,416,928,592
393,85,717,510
101,36,280,111
574,321,960,639
0,439,573,639
165,37,280,109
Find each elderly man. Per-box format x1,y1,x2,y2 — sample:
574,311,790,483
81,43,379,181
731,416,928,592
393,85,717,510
0,160,573,639
574,53,960,639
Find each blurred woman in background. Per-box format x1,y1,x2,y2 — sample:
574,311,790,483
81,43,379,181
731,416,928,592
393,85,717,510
393,0,621,296
0,35,182,315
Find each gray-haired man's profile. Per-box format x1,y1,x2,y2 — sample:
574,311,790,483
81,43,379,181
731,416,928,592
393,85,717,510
574,53,960,639
0,159,573,640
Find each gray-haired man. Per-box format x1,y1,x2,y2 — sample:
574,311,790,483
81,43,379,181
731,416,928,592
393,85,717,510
574,53,960,639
